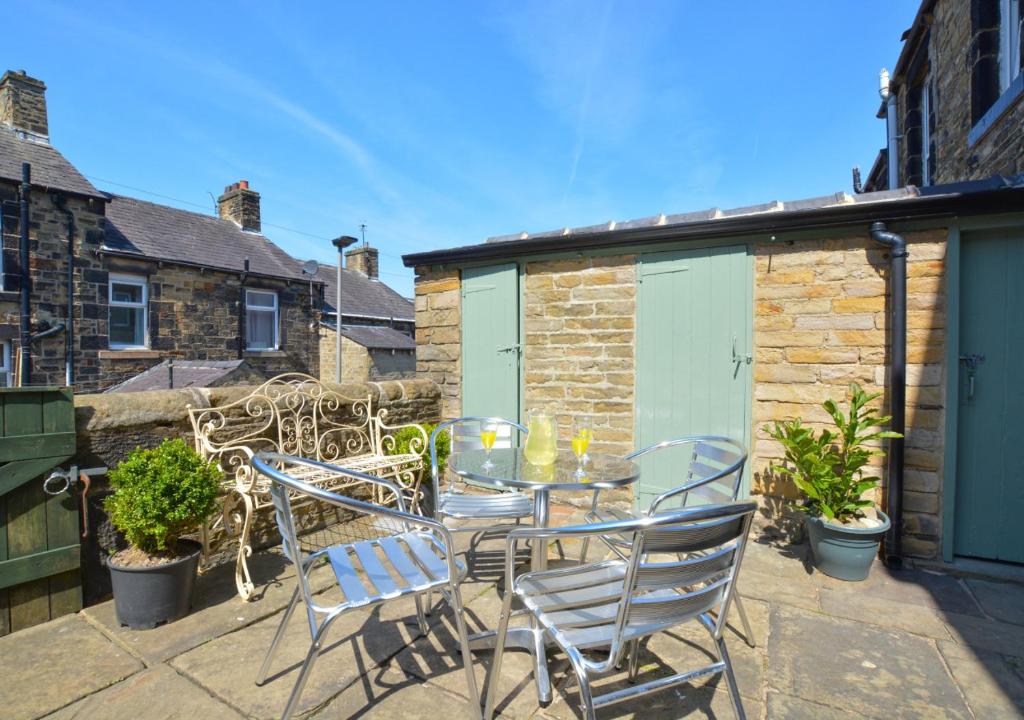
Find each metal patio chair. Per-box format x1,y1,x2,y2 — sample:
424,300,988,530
483,501,757,720
430,417,533,529
579,436,756,647
251,452,479,720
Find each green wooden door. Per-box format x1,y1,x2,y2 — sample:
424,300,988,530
954,230,1024,563
636,245,752,507
461,263,520,421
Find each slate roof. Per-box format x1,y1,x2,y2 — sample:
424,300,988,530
103,194,312,282
105,359,261,393
336,325,416,351
314,263,414,321
0,129,104,200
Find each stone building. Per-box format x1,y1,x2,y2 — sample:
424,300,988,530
405,177,1024,567
316,244,415,382
865,0,1024,189
0,69,322,392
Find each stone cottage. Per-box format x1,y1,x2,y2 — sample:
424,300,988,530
316,244,415,383
0,69,322,392
404,0,1024,568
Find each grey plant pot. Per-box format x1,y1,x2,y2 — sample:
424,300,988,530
108,539,202,629
805,510,891,581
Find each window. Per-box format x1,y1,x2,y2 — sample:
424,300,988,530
970,0,1023,136
999,0,1022,93
108,275,148,349
0,342,11,388
245,289,279,350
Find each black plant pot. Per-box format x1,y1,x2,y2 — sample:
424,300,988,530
108,539,202,629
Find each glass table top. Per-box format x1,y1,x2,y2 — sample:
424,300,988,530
449,448,639,492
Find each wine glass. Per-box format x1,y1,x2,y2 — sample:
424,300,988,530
571,418,592,478
480,421,498,470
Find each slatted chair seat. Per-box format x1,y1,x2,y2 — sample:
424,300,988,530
438,491,533,520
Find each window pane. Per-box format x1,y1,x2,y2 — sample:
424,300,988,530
112,282,143,304
247,309,276,349
247,291,275,308
0,370,8,388
110,306,144,346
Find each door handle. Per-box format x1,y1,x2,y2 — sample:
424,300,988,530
959,354,985,400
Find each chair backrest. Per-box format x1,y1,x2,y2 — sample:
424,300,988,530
429,417,527,504
625,436,747,512
610,501,755,662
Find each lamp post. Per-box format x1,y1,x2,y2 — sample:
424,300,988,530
332,235,359,383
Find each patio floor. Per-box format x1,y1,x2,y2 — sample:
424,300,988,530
2,506,1023,720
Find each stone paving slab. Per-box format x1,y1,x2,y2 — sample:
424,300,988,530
818,587,953,640
938,641,1024,719
82,548,336,665
818,567,984,617
965,578,1024,626
768,604,972,719
765,692,873,719
312,665,478,719
943,611,1024,657
171,602,419,719
0,614,143,720
42,665,244,719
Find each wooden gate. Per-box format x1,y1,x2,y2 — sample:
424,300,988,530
0,387,79,636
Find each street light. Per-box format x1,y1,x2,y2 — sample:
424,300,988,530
332,235,359,383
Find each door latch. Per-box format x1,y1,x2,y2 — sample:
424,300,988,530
732,336,752,365
497,344,521,354
959,354,986,400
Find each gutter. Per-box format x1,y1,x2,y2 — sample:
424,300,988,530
97,247,323,286
402,184,1024,267
869,222,907,566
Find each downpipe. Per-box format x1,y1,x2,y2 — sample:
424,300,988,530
18,163,31,385
869,221,907,566
53,193,75,387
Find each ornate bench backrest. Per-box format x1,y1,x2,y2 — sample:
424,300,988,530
188,373,380,486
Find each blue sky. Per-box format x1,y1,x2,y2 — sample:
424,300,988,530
7,1,917,296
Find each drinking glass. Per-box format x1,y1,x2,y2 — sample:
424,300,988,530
572,418,592,478
480,421,498,470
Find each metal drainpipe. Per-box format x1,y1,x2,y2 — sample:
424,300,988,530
53,194,75,387
18,163,31,385
869,221,907,566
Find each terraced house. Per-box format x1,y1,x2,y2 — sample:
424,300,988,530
405,0,1024,569
0,69,327,392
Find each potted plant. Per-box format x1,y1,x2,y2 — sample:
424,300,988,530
105,438,222,628
764,383,901,581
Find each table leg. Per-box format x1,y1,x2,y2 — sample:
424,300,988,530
532,489,549,571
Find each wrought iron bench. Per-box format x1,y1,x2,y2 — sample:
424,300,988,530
188,373,428,600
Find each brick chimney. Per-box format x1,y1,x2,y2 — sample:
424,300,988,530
0,70,49,140
345,245,379,279
217,180,261,232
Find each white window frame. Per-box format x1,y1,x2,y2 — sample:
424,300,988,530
245,289,280,351
1000,0,1022,92
921,76,932,186
108,274,149,349
0,341,11,388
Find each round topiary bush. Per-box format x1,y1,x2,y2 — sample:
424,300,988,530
105,438,223,556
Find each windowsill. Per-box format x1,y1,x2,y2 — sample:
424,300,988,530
99,349,160,360
244,350,287,357
968,72,1024,148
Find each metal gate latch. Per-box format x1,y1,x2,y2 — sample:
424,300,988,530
43,466,94,539
959,354,986,399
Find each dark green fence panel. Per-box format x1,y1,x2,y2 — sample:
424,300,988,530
0,387,78,635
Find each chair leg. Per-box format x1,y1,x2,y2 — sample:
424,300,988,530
734,594,756,648
482,591,515,720
446,583,481,719
234,493,257,601
716,635,747,720
626,638,641,682
579,536,591,565
567,650,598,720
256,586,300,686
280,614,340,720
414,595,430,636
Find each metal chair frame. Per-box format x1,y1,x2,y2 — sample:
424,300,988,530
580,435,756,647
430,417,533,532
251,452,479,720
483,501,757,720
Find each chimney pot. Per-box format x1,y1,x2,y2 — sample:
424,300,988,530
239,180,249,189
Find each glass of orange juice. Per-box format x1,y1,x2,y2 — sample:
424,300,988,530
480,421,498,470
571,418,592,478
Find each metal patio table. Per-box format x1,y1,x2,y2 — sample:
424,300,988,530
448,448,640,704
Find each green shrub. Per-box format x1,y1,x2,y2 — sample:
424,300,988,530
388,423,448,472
105,438,223,554
763,383,901,524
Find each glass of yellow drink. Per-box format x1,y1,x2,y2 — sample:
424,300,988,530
480,422,498,470
572,418,592,478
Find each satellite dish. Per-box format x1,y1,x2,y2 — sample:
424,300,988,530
301,259,320,276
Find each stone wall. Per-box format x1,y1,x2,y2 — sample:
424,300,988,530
523,256,637,457
413,267,461,417
751,229,947,558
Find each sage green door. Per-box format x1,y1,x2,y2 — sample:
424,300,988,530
636,245,752,507
954,229,1024,563
461,263,520,421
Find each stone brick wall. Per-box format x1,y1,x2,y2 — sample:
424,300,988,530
751,229,947,558
523,256,637,457
413,267,461,417
0,180,319,392
896,0,1024,185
